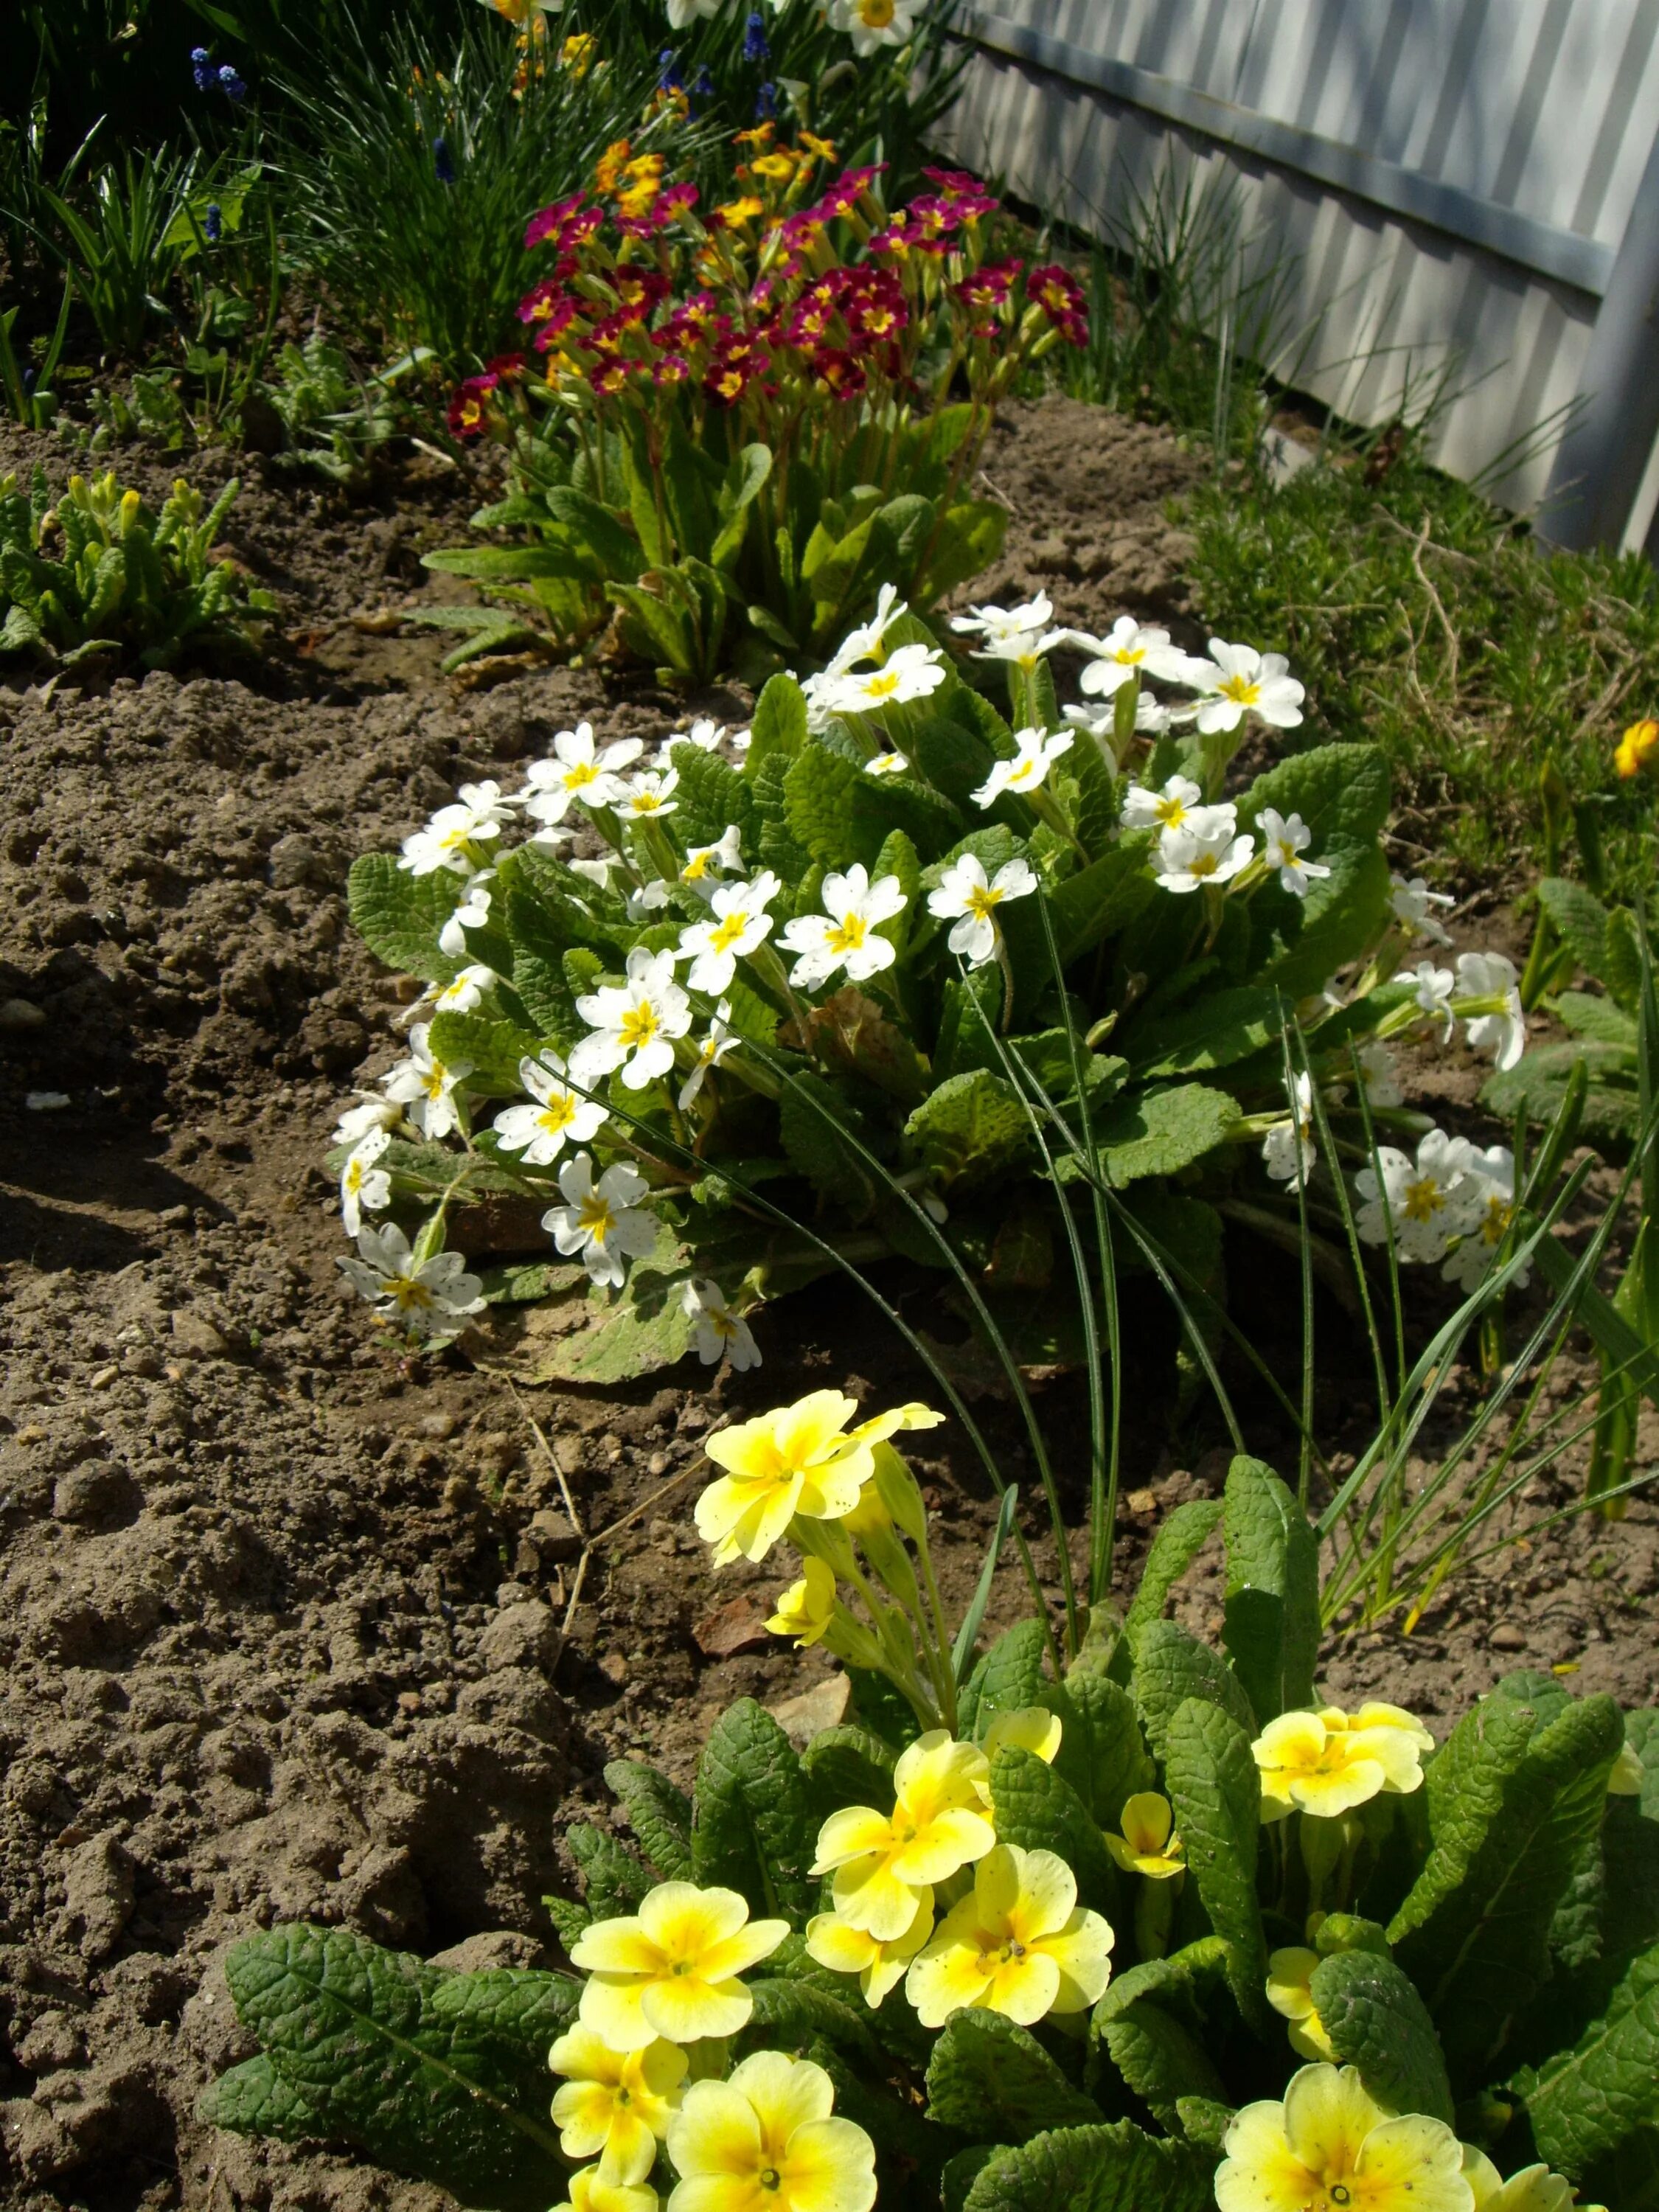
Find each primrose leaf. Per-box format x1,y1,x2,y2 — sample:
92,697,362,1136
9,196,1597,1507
801,1725,896,1824
1131,1621,1256,1760
903,1068,1031,1191
602,1760,693,1881
778,1071,880,1215
668,742,758,850
959,1618,1051,1739
962,2119,1217,2212
1062,1673,1156,1828
1310,1947,1454,2123
1096,1997,1227,2129
209,1925,571,2211
1161,1695,1271,2034
747,671,807,771
691,1697,816,1920
1220,1456,1320,1722
426,1011,543,1093
1092,1082,1239,1187
927,2009,1105,2141
785,741,866,866
1239,740,1391,846
1123,1500,1222,1647
1513,1942,1659,2181
568,1822,652,1920
741,1976,886,2070
1130,987,1284,1079
347,852,462,984
989,1746,1119,1919
198,2053,323,2139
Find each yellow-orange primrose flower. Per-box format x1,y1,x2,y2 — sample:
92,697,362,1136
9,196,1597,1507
812,1731,995,1939
550,2024,686,2184
905,1843,1114,2029
805,1888,933,2008
552,2166,658,2212
1615,717,1659,779
1265,1946,1336,2062
571,1882,787,2052
696,1394,940,1565
1217,2065,1472,2212
1105,1791,1186,1879
666,2051,876,2212
1463,2148,1607,2212
767,1556,838,1646
1252,1702,1432,1822
981,1705,1063,1766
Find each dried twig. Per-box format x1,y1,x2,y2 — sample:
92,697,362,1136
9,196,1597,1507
511,1380,587,1542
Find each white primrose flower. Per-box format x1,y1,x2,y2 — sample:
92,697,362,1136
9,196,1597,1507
569,947,692,1091
829,0,925,51
1073,616,1194,696
926,853,1038,969
865,751,909,778
1390,872,1455,945
971,726,1074,807
676,871,780,995
438,875,495,959
616,767,679,821
1454,949,1526,1072
522,723,644,825
382,1023,471,1140
1188,639,1306,734
333,1091,403,1147
1355,1127,1476,1262
493,1051,608,1166
1121,773,1214,835
729,724,753,754
827,583,908,676
1152,811,1255,894
950,592,1054,651
1355,1038,1403,1108
1262,1071,1317,1191
682,824,745,886
1067,689,1194,744
428,963,497,1015
1259,807,1332,898
679,1001,741,1108
543,1152,658,1288
1442,1144,1528,1293
778,864,908,987
821,641,947,717
626,879,672,921
398,782,515,877
1410,961,1457,1040
669,717,729,752
567,855,616,891
682,1277,762,1371
340,1128,392,1237
338,1222,485,1332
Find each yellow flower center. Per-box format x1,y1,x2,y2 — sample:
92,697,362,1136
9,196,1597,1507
827,912,869,953
1402,1175,1446,1223
710,912,749,953
345,1161,364,1192
1219,672,1262,704
859,0,896,21
422,1065,449,1099
565,760,598,787
1113,644,1145,664
632,793,664,813
390,1276,434,1311
965,886,1004,921
619,1001,661,1048
861,669,902,700
579,1194,616,1242
760,2171,782,2194
1479,1197,1512,1245
1155,796,1189,827
537,1097,576,1135
1186,852,1220,879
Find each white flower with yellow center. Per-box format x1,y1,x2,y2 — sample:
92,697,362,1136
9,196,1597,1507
1262,1069,1318,1192
926,852,1037,969
382,1023,471,1140
1152,813,1255,894
1355,1130,1475,1262
951,592,1054,655
571,1882,788,2052
1259,807,1331,898
398,781,514,877
806,1888,933,2008
1455,948,1526,1071
617,768,680,821
543,1152,658,1288
1189,639,1306,734
827,0,925,55
683,1276,761,1371
1442,1144,1526,1293
676,872,779,995
338,1222,484,1332
1216,2064,1470,2212
821,641,947,718
826,583,908,677
677,1002,740,1110
1074,615,1193,696
339,1128,392,1237
778,865,907,989
1411,960,1458,1040
864,751,909,778
971,726,1074,808
905,1842,1114,2029
427,962,496,1015
333,1092,403,1147
681,824,743,888
570,948,692,1091
1391,871,1455,945
493,1050,607,1166
524,723,644,826
812,1731,996,1939
549,2025,686,2186
1357,1038,1402,1107
1120,773,1213,835
439,875,495,959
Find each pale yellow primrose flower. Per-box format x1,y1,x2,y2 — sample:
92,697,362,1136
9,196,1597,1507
812,1731,995,1940
552,2165,659,2212
1252,1703,1432,1823
767,1556,838,1646
1462,2146,1605,2212
1216,2064,1472,2212
695,1391,869,1566
571,1882,788,2052
805,1888,933,2008
666,2050,876,2212
981,1706,1063,1767
1607,1738,1643,1795
550,2024,686,2184
905,1843,1114,2030
1265,1946,1337,2062
1105,1791,1186,1879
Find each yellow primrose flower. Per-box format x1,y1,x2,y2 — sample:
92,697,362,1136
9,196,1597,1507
1615,717,1659,779
905,1842,1114,2029
750,150,798,182
811,1731,995,1939
571,1882,788,2052
714,195,765,228
1463,2147,1606,2212
667,2051,876,2212
553,2166,659,2212
1105,1792,1186,1879
1217,2064,1472,2212
767,1556,838,1646
550,2024,686,2184
559,31,598,73
982,1706,1063,1766
804,1889,933,2008
695,1391,872,1565
1265,1947,1337,2062
1252,1703,1431,1823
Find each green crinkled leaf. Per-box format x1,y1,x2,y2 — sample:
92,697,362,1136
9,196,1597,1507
926,2009,1104,2142
747,671,807,771
1391,1690,1626,2078
904,1068,1031,1192
1123,1500,1223,1646
1240,741,1391,846
1063,1673,1155,1828
1161,1695,1270,2034
1249,844,1392,1000
1130,987,1284,1079
1220,1455,1320,1723
426,1011,543,1093
742,1976,885,2070
945,2147,1002,2212
801,1726,896,1822
962,2119,1217,2212
667,741,758,851
1131,1621,1256,1760
1310,1947,1454,2124
1097,1997,1227,2128
529,1273,700,1385
348,852,463,984
568,1821,652,1919
989,1746,1119,1918
543,1893,591,1952
1554,990,1638,1048
909,712,1000,812
778,1071,880,1215
785,740,866,866
212,1925,570,2211
1514,1944,1659,2181
1041,843,1158,967
691,1698,816,1920
1483,1041,1642,1146
1537,878,1621,1000
198,2052,324,2140
1094,1938,1231,2025
602,1759,693,1881
1092,1082,1240,1187
959,1618,1051,1739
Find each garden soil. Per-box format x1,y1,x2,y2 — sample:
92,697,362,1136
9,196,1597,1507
1,398,1655,2212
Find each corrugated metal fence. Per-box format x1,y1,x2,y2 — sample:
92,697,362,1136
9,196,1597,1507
936,0,1659,553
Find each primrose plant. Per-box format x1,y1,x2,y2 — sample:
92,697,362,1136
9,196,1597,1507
329,585,1531,1385
204,1418,1658,2212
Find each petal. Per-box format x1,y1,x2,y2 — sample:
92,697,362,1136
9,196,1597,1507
905,1941,991,2029
667,2079,762,2181
552,2079,616,2158
1355,2115,1472,2212
1038,1910,1114,2010
641,1972,754,2044
594,2107,660,2188
728,2048,834,2138
805,1913,877,1976
1008,1847,1078,1940
1282,2063,1388,2174
987,1949,1061,2025
773,1391,858,1465
812,1807,892,1873
636,1881,748,1953
577,1972,654,2053
894,1807,996,1886
830,1857,926,1942
699,1916,790,1981
779,2116,878,2212
1292,1759,1388,1818
551,2023,621,2083
571,1918,659,1976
